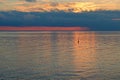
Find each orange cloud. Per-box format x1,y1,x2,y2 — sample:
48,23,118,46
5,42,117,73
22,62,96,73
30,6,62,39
0,0,5,2
97,3,120,10
15,2,98,12
1,1,120,12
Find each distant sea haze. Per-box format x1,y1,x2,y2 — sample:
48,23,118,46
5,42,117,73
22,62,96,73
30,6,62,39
0,26,89,31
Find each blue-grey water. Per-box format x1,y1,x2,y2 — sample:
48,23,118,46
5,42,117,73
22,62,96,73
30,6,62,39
0,31,120,80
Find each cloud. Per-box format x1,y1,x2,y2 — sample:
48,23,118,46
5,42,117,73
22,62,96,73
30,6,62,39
15,2,98,13
25,0,37,2
13,1,120,13
112,18,120,21
0,0,6,3
0,10,120,30
0,0,120,12
0,0,4,2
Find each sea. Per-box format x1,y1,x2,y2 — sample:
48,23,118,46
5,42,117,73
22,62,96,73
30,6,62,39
0,31,120,80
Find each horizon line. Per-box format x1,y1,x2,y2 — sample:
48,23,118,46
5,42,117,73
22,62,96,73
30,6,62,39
0,26,89,31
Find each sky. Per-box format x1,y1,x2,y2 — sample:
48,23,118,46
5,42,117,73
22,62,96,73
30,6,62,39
0,0,120,12
0,0,120,30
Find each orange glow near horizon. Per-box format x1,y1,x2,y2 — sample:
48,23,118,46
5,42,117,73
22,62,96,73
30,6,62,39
0,27,89,31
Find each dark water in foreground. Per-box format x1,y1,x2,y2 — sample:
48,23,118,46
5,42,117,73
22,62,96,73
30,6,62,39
0,31,120,80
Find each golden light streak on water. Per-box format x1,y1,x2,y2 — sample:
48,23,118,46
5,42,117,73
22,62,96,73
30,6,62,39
73,32,97,77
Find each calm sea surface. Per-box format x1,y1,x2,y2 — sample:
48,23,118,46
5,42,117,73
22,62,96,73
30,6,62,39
0,31,120,80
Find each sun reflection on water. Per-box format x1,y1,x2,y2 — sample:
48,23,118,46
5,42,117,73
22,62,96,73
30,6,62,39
73,32,97,77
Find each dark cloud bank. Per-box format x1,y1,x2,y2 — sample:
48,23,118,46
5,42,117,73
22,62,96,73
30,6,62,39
25,0,37,2
0,10,120,31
